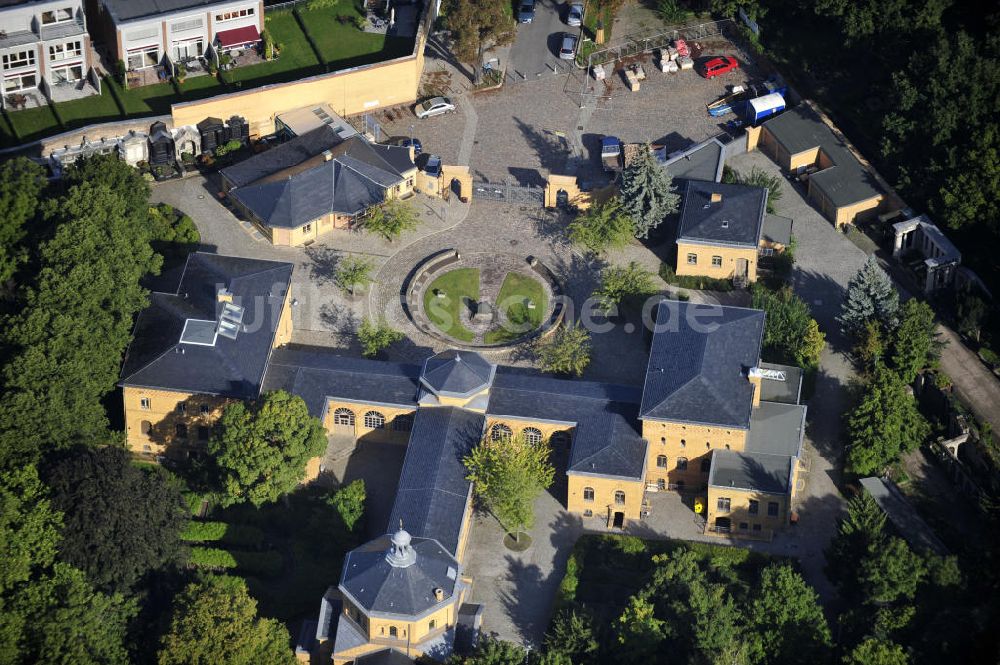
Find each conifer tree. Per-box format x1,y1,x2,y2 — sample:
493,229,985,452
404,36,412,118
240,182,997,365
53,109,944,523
838,256,899,339
620,146,679,239
846,365,929,476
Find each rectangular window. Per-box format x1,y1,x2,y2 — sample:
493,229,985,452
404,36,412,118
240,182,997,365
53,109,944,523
140,397,151,410
302,223,312,234
215,7,255,21
50,64,83,84
48,41,82,61
171,17,204,32
429,619,436,630
126,46,159,69
41,7,74,24
583,509,593,517
767,501,779,517
739,522,748,530
760,247,775,257
748,499,759,515
711,255,722,267
686,253,698,265
716,497,731,513
752,523,762,533
200,404,211,415
2,50,36,69
676,457,688,471
583,487,594,502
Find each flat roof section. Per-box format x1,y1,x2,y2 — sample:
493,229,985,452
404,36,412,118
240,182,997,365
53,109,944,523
746,401,806,457
101,0,233,23
709,449,792,494
757,362,803,405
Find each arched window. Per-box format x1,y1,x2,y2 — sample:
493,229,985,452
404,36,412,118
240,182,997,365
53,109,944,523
614,490,626,505
333,408,355,426
140,420,152,435
583,487,595,502
660,436,666,445
677,457,688,470
680,439,686,448
364,411,385,429
522,427,543,445
389,626,398,638
656,454,667,468
429,619,437,630
393,413,414,431
490,423,512,441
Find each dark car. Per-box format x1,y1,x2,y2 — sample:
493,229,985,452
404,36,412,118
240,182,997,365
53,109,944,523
518,0,535,23
387,136,422,155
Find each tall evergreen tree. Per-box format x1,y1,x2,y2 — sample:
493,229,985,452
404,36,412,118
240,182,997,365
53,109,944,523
846,365,930,476
620,146,679,239
889,299,938,384
0,179,160,468
747,564,833,664
0,157,45,287
838,257,899,339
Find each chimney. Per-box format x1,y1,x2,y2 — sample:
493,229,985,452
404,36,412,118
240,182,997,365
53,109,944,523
217,287,233,303
323,149,333,161
710,192,723,204
433,587,444,602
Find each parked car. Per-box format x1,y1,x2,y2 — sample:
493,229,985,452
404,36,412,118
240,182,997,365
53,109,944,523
559,33,578,60
566,2,584,26
601,136,622,172
415,96,456,119
387,136,423,155
700,56,740,79
518,0,535,23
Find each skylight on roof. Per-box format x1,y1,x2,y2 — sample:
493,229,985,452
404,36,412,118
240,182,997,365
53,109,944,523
217,319,240,340
179,319,218,346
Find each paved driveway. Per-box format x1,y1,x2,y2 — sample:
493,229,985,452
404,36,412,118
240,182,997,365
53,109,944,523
508,0,577,80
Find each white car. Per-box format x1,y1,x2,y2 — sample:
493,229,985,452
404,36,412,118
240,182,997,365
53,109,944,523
415,96,456,119
566,2,584,27
559,33,578,60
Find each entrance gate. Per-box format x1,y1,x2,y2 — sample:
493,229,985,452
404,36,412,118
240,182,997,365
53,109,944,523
471,179,544,204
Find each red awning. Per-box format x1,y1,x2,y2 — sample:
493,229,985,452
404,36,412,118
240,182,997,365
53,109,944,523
215,25,261,48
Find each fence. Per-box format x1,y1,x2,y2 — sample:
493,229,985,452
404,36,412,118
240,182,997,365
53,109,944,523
470,179,544,204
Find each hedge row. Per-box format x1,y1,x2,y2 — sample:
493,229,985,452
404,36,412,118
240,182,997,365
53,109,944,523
659,263,735,292
181,521,227,542
190,547,237,570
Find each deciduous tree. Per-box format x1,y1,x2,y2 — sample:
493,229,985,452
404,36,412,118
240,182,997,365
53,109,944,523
620,146,679,238
592,261,658,314
545,609,599,664
362,199,419,241
0,157,45,286
751,284,825,368
43,446,187,592
567,197,634,254
357,318,403,358
210,390,327,507
447,635,527,665
838,257,899,339
157,575,294,665
464,433,554,540
328,479,366,533
843,639,909,665
333,255,374,296
442,0,516,82
846,365,929,476
747,564,832,664
615,595,666,663
536,322,592,377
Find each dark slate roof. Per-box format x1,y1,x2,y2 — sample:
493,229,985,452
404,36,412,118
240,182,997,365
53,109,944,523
340,533,461,618
758,362,803,405
421,350,495,397
640,301,764,429
220,126,345,188
487,370,647,480
387,407,484,555
119,253,292,399
746,401,806,457
100,0,235,22
261,347,421,418
331,613,369,657
762,104,882,207
708,450,791,494
762,214,793,246
230,158,389,228
860,477,949,555
356,649,416,665
662,138,725,183
677,180,767,248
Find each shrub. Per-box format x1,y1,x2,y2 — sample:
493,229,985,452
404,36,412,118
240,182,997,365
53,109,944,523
615,535,647,555
980,347,1000,368
357,319,403,358
181,521,227,542
659,263,734,291
190,547,237,570
657,0,688,22
556,550,580,607
353,15,367,30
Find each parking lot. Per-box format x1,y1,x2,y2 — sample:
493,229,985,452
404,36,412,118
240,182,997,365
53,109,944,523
379,29,764,184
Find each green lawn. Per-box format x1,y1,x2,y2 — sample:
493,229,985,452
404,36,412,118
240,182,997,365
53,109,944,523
6,105,60,142
424,268,479,343
224,11,322,86
485,271,547,344
296,4,414,69
55,89,122,128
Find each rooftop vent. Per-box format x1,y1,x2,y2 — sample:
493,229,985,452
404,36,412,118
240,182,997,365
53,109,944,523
711,192,723,203
434,588,445,602
322,149,333,161
217,288,233,303
721,220,730,229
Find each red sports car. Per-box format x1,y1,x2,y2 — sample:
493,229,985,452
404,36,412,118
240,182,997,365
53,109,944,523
701,56,740,79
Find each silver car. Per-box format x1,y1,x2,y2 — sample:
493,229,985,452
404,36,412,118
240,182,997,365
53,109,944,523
566,2,584,27
415,96,456,119
559,33,578,60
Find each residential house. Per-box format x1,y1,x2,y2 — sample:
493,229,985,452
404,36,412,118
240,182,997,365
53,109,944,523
223,130,417,246
0,0,97,108
754,103,884,227
86,0,263,81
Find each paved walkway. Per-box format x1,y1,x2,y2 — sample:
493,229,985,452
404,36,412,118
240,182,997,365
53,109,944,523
936,325,1000,433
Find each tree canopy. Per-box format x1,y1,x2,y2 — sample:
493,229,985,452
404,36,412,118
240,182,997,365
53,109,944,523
209,390,327,506
752,284,825,368
42,446,188,592
333,255,374,296
567,197,635,254
889,299,938,384
535,322,592,377
357,318,404,358
328,479,366,533
442,0,516,80
464,433,555,538
157,575,295,665
592,261,658,315
362,199,420,241
0,157,45,286
747,564,832,664
838,257,899,340
620,146,679,239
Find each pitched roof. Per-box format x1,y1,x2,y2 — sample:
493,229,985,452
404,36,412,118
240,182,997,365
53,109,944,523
119,253,293,399
340,533,461,619
220,126,345,188
387,406,484,556
662,137,726,183
640,300,765,429
487,370,647,480
708,449,792,494
261,347,422,418
677,180,767,248
762,104,882,207
99,0,234,22
421,350,495,397
356,649,416,665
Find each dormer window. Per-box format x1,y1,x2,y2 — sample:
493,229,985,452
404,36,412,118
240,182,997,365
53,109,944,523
721,220,729,229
